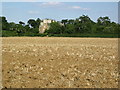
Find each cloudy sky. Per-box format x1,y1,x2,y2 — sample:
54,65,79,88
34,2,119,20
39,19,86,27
1,2,118,23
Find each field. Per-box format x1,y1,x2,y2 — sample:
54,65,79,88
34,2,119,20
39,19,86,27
2,37,118,88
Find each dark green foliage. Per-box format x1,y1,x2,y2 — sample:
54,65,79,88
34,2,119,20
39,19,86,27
1,17,40,37
19,21,25,25
49,33,118,38
1,17,9,30
36,18,41,28
45,22,62,34
27,18,41,28
64,24,75,34
78,15,94,33
46,15,119,38
1,15,119,38
2,30,18,37
61,19,68,26
27,19,37,28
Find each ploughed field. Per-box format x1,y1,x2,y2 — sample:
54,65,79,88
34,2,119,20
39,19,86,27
2,37,118,88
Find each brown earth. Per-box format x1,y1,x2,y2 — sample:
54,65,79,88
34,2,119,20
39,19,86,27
2,37,119,88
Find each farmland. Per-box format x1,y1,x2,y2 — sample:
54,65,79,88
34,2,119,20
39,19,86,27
2,37,118,88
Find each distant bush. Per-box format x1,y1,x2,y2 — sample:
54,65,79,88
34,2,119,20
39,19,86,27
2,30,18,37
49,33,118,38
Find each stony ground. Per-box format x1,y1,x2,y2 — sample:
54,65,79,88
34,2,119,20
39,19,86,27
2,37,119,88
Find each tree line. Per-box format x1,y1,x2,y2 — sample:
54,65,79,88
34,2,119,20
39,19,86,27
0,15,119,37
1,17,41,37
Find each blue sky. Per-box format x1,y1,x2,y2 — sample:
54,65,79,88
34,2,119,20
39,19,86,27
1,2,118,24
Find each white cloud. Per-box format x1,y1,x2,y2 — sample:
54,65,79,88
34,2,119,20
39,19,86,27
28,11,39,14
71,6,90,10
42,2,61,5
71,6,81,9
40,2,62,7
40,2,90,11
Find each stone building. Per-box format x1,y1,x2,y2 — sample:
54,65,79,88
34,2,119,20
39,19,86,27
39,19,55,33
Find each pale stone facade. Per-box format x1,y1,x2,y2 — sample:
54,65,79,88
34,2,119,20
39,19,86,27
39,19,55,33
43,19,52,23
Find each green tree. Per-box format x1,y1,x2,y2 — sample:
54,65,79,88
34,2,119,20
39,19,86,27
68,19,75,24
19,21,25,26
27,19,37,28
1,16,9,30
64,24,75,34
46,22,62,34
61,19,68,26
36,18,41,28
97,16,110,26
9,22,16,31
15,24,25,36
75,15,94,33
97,16,111,33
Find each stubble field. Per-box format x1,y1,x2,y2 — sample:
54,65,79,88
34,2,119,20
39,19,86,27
2,37,119,88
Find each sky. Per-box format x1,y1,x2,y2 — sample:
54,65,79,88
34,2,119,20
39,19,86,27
1,0,120,2
1,2,118,24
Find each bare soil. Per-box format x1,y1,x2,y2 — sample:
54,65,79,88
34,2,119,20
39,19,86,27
2,37,119,88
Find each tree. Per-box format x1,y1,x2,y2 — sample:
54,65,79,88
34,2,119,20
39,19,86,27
97,16,111,33
74,18,81,33
24,25,30,31
27,19,37,28
61,19,68,26
36,18,41,28
75,15,94,33
46,22,62,34
97,16,111,26
110,22,120,34
9,22,16,31
79,15,91,23
19,21,25,26
15,24,25,36
1,16,9,30
64,24,75,34
2,17,7,23
68,19,75,24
